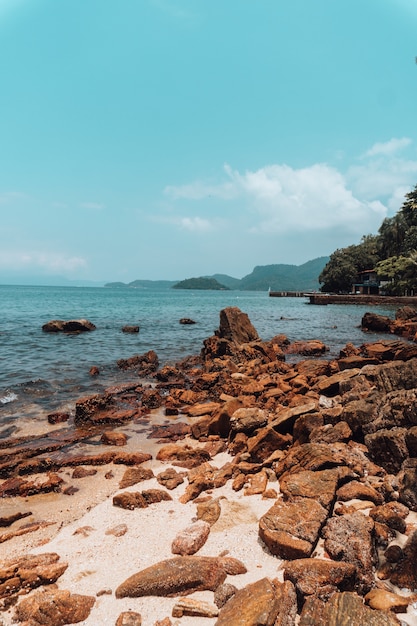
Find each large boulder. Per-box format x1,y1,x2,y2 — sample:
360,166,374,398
299,591,401,625
115,556,246,598
215,578,297,626
215,307,259,343
322,511,377,594
13,588,95,626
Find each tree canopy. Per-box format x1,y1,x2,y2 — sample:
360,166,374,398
319,184,417,294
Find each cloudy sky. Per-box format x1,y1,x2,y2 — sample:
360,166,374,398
1,0,417,283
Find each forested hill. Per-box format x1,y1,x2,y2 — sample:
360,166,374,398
239,257,329,291
104,256,329,291
319,184,417,295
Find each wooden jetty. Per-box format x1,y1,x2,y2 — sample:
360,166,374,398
306,294,417,306
268,291,307,297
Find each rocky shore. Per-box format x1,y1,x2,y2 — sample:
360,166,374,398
2,306,417,624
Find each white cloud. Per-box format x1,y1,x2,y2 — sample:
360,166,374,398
363,137,412,158
0,251,87,273
225,162,386,235
178,217,213,232
347,138,417,212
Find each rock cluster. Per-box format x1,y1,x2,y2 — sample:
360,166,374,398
3,306,417,624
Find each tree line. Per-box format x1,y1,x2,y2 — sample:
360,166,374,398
319,184,417,295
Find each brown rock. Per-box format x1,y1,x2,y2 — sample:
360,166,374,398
280,467,350,511
119,467,154,489
309,421,352,444
141,489,172,504
171,520,211,555
113,451,153,465
213,583,238,608
115,556,246,598
112,491,148,510
196,498,221,526
42,319,96,332
148,422,190,441
336,480,384,505
47,412,70,424
293,412,324,444
14,588,95,625
156,444,211,468
116,611,142,625
398,460,417,511
0,473,64,497
315,368,361,396
284,559,357,599
117,350,159,375
72,466,97,479
369,502,409,533
172,597,219,618
244,470,268,496
259,497,328,559
274,443,345,478
365,588,415,613
184,401,221,417
215,306,260,343
0,552,67,600
229,407,268,436
299,591,400,625
270,401,318,434
0,511,32,527
362,312,393,333
101,431,128,446
389,529,417,590
286,340,328,356
215,577,297,626
322,511,377,594
156,468,185,490
246,427,292,463
122,325,140,333
365,427,408,474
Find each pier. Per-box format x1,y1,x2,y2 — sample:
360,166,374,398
306,294,417,305
268,291,307,297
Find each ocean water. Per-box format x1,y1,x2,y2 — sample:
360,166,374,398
0,284,400,432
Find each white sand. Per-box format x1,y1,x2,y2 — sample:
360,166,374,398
0,452,285,626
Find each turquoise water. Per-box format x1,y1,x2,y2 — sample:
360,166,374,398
0,285,399,426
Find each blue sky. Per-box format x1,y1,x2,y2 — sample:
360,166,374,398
1,0,417,284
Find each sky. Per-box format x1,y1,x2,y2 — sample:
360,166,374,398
1,0,417,284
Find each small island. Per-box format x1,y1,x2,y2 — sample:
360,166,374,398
172,276,230,290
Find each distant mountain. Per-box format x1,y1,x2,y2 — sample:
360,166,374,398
104,257,329,292
105,279,177,289
207,274,242,290
173,277,230,290
238,257,329,291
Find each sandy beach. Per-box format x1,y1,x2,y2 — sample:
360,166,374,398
3,307,417,625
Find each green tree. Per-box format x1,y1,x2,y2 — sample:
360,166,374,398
319,235,380,293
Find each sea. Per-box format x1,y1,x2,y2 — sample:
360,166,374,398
0,284,401,437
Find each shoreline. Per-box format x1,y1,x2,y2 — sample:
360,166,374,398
1,306,417,624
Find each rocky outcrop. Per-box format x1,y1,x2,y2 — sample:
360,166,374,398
7,305,417,624
42,319,96,332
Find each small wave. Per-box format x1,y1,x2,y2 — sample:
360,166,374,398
0,391,18,404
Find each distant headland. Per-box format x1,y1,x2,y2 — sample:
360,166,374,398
104,256,329,292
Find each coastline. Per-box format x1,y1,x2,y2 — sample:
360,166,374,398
2,306,417,624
